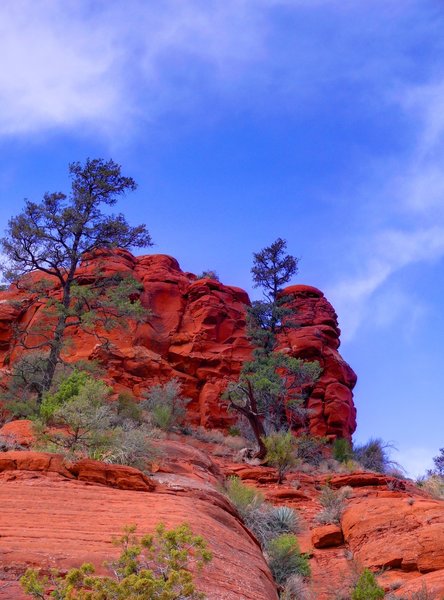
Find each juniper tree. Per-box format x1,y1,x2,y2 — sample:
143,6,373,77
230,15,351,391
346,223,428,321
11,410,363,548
1,158,152,400
226,239,321,458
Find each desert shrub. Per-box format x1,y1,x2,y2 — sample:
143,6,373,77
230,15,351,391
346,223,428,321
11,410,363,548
263,430,298,483
101,423,157,470
267,534,310,586
281,574,312,600
39,370,92,421
294,435,327,466
315,485,352,525
428,447,444,477
268,506,300,536
196,270,220,281
350,569,384,600
352,438,398,473
21,523,212,599
143,379,190,431
333,438,353,463
0,434,24,451
196,269,220,281
114,391,143,424
416,474,444,500
35,382,114,456
225,476,264,518
1,352,50,418
410,583,435,599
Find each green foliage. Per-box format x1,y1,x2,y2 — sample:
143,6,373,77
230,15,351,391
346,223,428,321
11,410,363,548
1,158,152,397
35,373,155,469
267,534,310,586
350,569,384,600
332,438,353,463
225,476,264,519
430,447,444,476
143,379,190,431
353,438,398,473
20,523,212,599
115,391,143,424
263,431,298,483
40,370,91,421
267,506,300,537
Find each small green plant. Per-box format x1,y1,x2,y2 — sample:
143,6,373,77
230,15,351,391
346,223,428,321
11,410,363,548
351,569,384,600
333,438,353,463
263,430,298,483
21,523,212,599
225,476,264,518
267,534,310,586
143,379,190,431
39,370,92,421
267,506,300,536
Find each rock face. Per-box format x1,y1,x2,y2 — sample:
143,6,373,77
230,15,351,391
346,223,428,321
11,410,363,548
0,249,356,439
0,446,277,600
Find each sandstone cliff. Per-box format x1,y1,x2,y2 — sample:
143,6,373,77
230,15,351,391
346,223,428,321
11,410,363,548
0,248,356,440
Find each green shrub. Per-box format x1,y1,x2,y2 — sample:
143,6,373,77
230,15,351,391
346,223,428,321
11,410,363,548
267,534,310,586
21,523,212,599
114,391,143,424
351,569,384,600
225,476,264,518
263,430,297,483
267,506,300,536
143,379,190,431
333,438,353,463
40,370,93,421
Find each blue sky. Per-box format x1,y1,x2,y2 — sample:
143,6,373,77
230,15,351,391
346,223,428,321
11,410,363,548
0,0,443,476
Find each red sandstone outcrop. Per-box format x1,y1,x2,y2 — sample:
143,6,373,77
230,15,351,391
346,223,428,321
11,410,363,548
0,446,277,600
0,249,356,439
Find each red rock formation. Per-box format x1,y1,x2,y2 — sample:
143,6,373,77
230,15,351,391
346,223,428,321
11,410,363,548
0,445,277,600
0,249,356,439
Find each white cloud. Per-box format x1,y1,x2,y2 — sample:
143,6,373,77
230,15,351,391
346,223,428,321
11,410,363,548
329,227,444,340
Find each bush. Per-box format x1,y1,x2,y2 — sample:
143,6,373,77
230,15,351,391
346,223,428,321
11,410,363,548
225,476,264,519
263,430,298,483
267,506,300,537
353,438,398,473
315,485,352,525
281,574,312,600
267,534,310,586
333,438,353,463
20,523,212,599
416,474,444,500
294,435,326,466
351,569,384,600
40,370,92,421
114,391,143,424
196,270,219,281
143,379,190,431
430,447,444,476
101,423,157,470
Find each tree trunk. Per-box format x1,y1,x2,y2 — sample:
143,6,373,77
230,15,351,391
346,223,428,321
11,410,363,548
39,279,72,400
